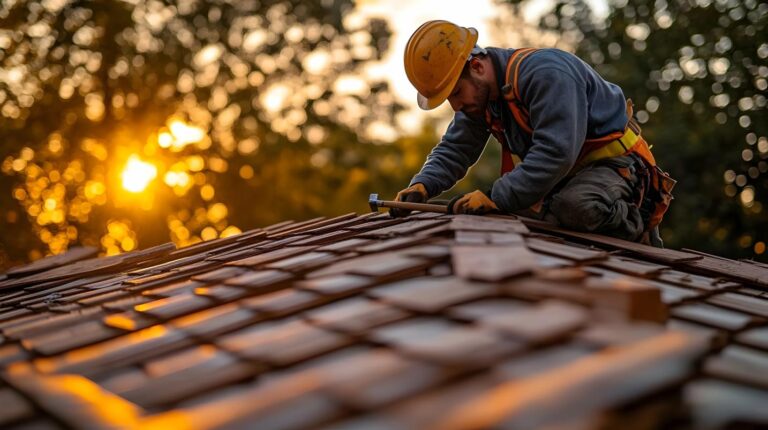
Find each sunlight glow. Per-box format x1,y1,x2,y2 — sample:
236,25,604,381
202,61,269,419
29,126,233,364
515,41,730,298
168,120,206,150
121,155,157,193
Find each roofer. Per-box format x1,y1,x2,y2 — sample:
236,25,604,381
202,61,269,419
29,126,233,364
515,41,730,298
391,20,675,246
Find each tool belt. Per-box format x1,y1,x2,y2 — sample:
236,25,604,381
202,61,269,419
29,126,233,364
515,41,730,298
603,128,676,231
485,47,676,232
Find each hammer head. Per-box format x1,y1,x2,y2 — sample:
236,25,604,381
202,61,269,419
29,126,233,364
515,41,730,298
368,193,380,212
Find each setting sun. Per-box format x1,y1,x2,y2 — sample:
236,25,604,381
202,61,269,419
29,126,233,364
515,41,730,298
121,155,157,193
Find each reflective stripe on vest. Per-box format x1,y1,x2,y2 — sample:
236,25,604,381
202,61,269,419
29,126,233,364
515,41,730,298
574,126,655,171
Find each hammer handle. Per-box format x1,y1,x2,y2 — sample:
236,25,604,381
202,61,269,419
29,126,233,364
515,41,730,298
376,200,448,213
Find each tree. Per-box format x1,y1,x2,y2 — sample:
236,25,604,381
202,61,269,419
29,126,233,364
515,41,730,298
0,0,405,270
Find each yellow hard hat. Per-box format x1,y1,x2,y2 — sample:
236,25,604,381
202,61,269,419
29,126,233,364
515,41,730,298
404,20,478,110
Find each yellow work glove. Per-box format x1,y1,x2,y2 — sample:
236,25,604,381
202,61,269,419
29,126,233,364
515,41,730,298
390,183,428,218
448,190,499,215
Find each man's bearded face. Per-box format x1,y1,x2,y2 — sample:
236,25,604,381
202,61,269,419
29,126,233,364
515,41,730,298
448,72,491,121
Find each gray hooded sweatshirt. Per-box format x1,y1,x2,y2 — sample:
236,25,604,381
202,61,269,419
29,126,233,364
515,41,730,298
409,47,629,213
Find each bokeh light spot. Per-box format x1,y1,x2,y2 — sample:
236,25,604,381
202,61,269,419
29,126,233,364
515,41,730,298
121,155,157,193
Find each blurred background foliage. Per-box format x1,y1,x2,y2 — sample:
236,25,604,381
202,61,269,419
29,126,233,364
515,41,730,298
0,0,765,270
0,0,434,269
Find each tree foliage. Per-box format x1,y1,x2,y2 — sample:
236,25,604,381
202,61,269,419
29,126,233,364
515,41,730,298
0,0,420,270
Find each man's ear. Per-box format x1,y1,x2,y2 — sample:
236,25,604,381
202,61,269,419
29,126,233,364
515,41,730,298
468,57,484,74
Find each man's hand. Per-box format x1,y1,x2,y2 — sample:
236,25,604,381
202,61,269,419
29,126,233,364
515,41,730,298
448,190,499,215
390,183,428,218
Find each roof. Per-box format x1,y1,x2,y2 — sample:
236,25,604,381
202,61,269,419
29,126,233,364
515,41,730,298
1,211,767,429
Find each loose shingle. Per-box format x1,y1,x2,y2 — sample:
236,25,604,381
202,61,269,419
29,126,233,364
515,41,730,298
118,347,261,408
368,276,495,313
687,255,768,290
316,238,373,253
308,253,432,281
574,322,665,347
703,345,768,390
492,343,593,380
360,220,448,237
171,304,258,340
447,298,529,322
268,213,358,238
737,327,768,351
102,311,156,332
314,347,450,409
3,307,105,340
684,379,768,428
40,325,192,376
370,317,523,367
355,236,432,254
193,285,251,302
190,266,248,283
226,247,317,268
133,294,216,320
655,271,740,291
3,246,98,278
265,251,338,272
452,245,537,282
305,297,410,335
0,343,28,367
526,238,609,263
0,387,34,426
707,292,768,317
147,372,343,430
22,320,123,356
449,215,529,233
0,243,176,290
222,270,294,290
219,320,352,367
476,300,589,345
454,230,524,245
295,274,375,297
671,303,758,331
594,256,668,277
242,289,327,317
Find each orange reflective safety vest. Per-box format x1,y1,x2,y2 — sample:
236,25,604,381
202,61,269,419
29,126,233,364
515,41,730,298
485,48,675,231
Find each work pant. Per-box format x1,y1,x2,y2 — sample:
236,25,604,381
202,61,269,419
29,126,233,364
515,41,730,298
538,155,650,243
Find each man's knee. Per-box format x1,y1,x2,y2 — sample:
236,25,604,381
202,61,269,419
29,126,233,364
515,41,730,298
549,188,610,231
548,185,645,241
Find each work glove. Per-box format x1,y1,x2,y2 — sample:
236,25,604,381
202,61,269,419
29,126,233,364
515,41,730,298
448,189,499,215
389,183,428,218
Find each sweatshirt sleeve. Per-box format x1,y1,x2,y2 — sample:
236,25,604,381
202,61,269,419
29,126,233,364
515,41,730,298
490,67,588,212
410,112,490,198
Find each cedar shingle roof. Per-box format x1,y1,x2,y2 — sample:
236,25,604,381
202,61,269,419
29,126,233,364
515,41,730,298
1,212,767,429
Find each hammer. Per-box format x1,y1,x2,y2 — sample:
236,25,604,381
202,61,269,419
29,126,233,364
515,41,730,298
368,193,448,214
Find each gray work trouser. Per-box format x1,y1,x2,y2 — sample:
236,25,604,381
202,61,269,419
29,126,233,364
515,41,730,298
537,155,648,243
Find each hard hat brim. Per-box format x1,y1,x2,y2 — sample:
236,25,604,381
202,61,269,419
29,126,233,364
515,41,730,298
416,27,478,111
